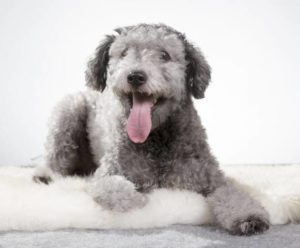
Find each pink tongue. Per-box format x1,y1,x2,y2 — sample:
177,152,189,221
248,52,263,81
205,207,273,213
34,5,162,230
127,94,153,143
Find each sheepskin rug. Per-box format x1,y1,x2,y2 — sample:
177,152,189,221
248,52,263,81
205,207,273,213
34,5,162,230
0,164,299,231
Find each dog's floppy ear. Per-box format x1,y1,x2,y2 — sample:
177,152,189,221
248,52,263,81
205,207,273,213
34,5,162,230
85,35,115,91
184,41,211,99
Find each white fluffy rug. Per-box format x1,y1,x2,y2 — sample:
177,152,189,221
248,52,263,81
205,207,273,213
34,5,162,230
0,165,299,231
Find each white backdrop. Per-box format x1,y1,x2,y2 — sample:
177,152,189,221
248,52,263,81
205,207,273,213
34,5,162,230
0,0,299,166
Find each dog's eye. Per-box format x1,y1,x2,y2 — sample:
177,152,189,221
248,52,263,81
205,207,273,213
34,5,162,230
160,51,171,62
121,48,128,58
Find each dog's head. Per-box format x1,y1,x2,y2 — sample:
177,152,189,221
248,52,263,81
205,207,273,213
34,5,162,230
86,24,211,143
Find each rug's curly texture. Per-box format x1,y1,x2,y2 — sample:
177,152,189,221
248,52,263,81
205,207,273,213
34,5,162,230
0,165,299,231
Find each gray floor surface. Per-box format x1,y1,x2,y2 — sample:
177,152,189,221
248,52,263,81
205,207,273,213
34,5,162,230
0,224,299,248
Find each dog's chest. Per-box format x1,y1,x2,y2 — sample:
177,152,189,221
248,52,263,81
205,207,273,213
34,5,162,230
119,125,178,192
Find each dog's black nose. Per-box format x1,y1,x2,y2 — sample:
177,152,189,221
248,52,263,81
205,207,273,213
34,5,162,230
127,71,147,87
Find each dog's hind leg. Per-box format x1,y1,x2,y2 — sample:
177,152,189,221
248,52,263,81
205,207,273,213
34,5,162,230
34,93,98,183
33,164,54,184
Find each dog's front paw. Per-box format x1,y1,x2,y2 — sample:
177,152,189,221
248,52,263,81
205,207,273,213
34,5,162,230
231,215,269,235
88,175,148,212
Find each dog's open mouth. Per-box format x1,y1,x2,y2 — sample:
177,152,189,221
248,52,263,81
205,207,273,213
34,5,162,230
127,93,166,109
126,92,165,144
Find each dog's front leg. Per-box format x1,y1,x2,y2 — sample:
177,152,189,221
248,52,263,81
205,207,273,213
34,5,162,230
87,154,148,212
167,157,270,235
207,178,270,235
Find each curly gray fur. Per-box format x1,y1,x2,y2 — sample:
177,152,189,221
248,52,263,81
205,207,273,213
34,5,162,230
34,23,270,235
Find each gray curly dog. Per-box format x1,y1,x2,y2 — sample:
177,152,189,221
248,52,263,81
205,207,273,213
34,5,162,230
34,23,269,235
